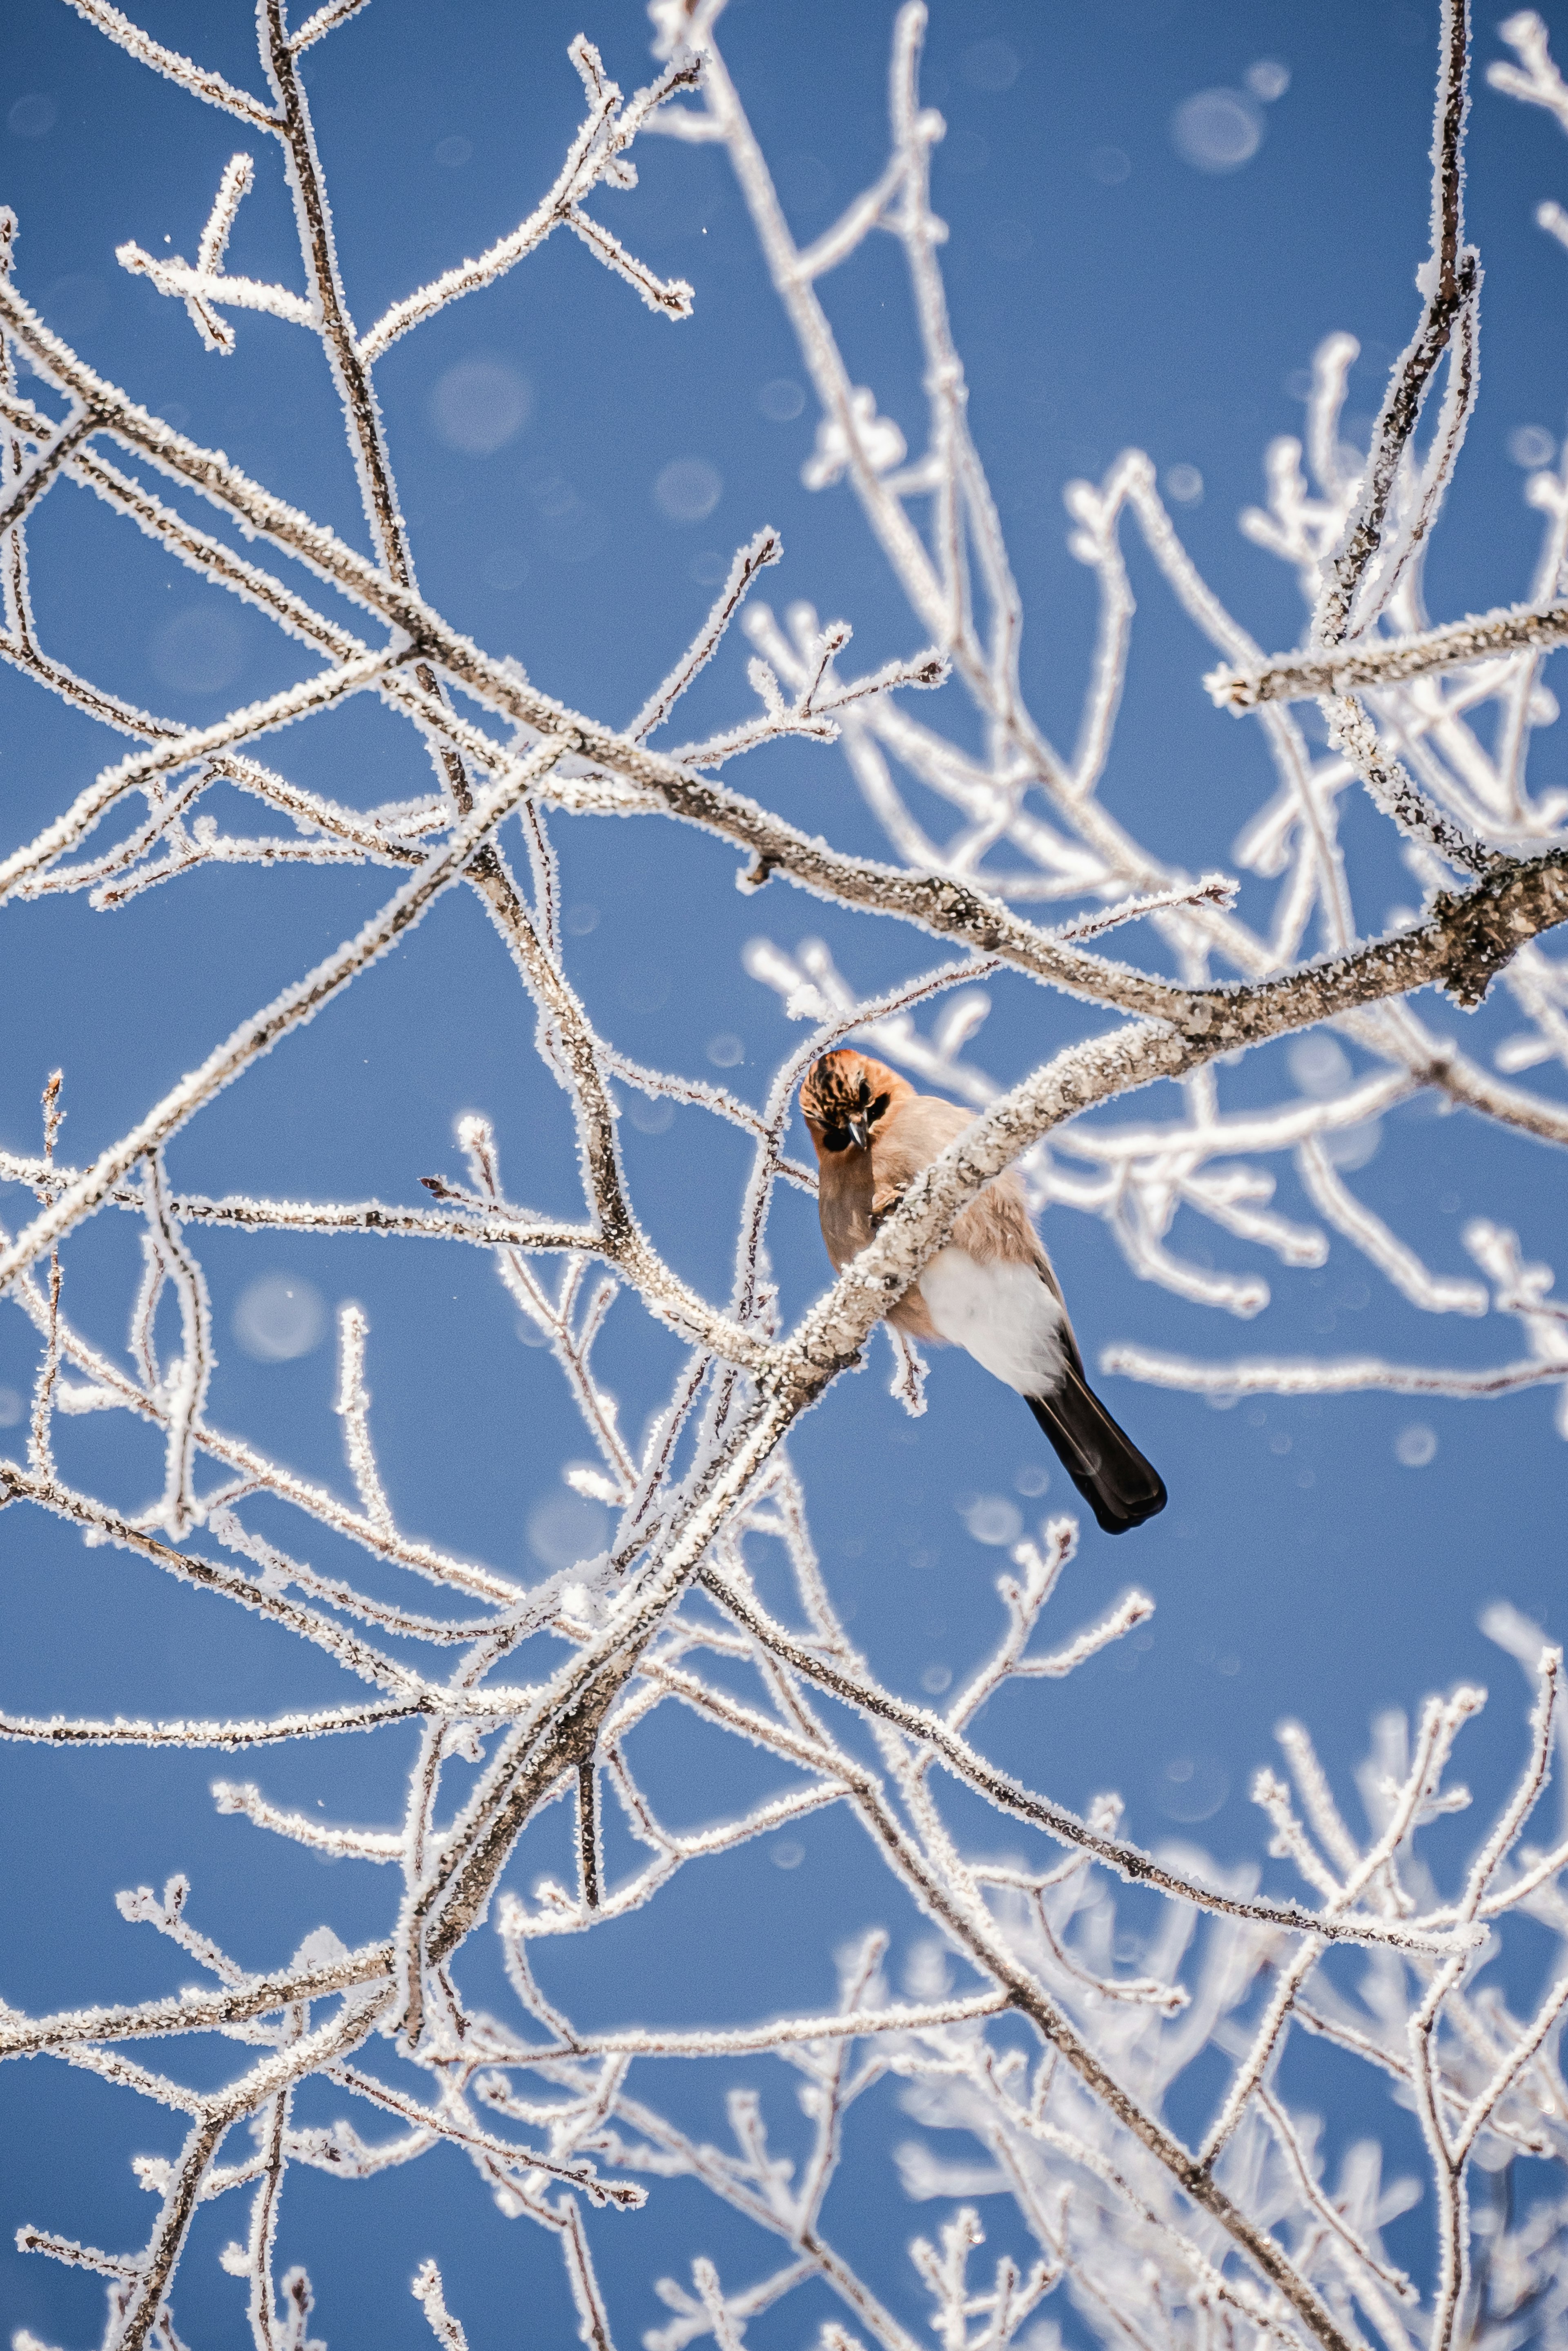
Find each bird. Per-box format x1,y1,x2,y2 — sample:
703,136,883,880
800,1048,1166,1536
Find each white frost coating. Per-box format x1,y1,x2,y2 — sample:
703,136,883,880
117,151,272,361
412,2261,470,2351
334,1304,394,1533
0,7,1566,2351
1296,1138,1489,1316
357,40,699,363
141,1152,214,1539
59,0,278,127
289,0,373,56
1488,11,1568,132
117,248,317,339
886,1324,929,1415
920,1251,1067,1396
213,1780,402,1862
0,646,405,908
630,525,782,741
0,737,567,1307
1102,1344,1564,1400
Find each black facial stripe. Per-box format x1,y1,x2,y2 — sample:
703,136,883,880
821,1126,853,1153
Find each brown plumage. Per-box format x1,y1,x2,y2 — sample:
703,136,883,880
800,1049,1166,1536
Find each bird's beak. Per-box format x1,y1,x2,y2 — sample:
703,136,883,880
848,1115,870,1152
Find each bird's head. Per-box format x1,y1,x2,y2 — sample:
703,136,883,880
800,1050,909,1156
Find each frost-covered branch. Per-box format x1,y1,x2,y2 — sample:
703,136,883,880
3,2,1566,2346
1210,597,1568,711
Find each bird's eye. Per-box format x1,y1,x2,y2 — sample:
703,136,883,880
857,1077,871,1106
867,1092,890,1125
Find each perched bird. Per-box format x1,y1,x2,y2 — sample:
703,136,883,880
800,1049,1166,1535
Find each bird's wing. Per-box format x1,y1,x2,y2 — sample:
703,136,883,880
876,1092,1080,1347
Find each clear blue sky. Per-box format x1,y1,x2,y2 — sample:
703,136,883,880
2,1,1565,2343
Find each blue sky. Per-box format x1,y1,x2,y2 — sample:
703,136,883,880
2,0,1566,2343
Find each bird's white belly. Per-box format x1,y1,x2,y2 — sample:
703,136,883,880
919,1250,1067,1395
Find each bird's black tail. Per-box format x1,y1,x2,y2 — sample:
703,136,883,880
1027,1366,1166,1536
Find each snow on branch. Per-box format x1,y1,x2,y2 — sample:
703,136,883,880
1209,596,1568,711
412,2261,470,2351
1102,1343,1567,1408
289,0,372,56
358,40,700,362
60,0,279,129
0,738,570,1306
117,244,316,348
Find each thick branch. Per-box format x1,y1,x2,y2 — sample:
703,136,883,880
1,344,1561,1036
0,333,1196,1018
773,852,1568,1400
